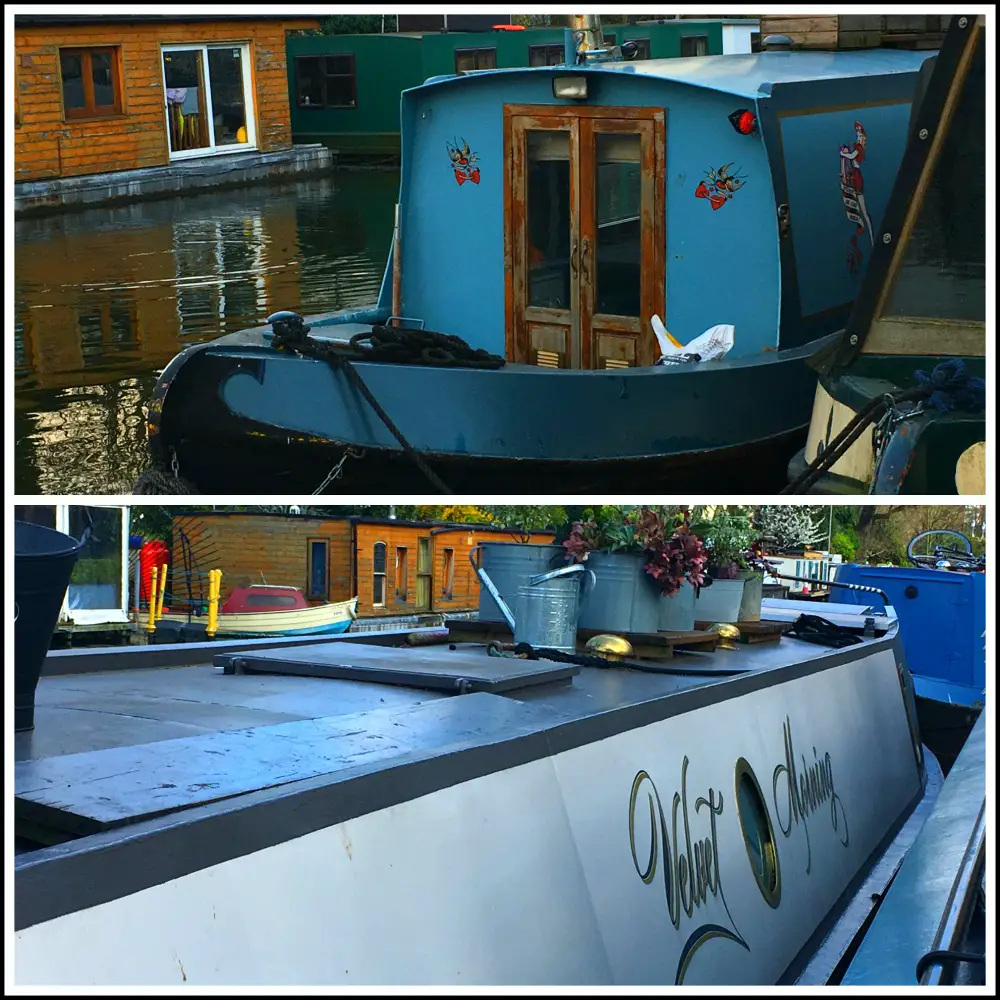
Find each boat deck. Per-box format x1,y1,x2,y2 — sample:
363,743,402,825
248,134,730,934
15,621,897,851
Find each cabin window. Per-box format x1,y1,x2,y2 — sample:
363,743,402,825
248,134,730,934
527,129,572,316
750,32,762,53
603,33,617,46
245,594,299,608
680,35,709,57
307,539,329,600
395,547,409,603
528,44,565,67
59,47,123,119
442,548,456,600
416,537,432,611
454,48,497,74
295,55,357,109
373,541,387,606
595,132,642,319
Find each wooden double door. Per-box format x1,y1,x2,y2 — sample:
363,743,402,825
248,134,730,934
504,105,665,369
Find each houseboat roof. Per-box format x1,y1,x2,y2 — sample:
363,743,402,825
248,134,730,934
172,510,555,534
419,49,934,100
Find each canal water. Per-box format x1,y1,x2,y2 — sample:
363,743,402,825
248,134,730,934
14,173,398,494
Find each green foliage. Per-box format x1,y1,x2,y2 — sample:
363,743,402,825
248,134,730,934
689,506,756,574
70,557,121,585
481,505,569,532
321,14,392,35
829,530,859,563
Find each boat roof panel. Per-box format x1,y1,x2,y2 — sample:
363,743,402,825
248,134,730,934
416,50,934,101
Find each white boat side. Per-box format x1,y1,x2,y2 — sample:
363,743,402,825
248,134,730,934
159,596,358,636
14,631,929,986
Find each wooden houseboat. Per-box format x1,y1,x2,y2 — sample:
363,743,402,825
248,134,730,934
13,15,319,183
166,510,555,619
785,15,986,494
145,18,934,494
15,597,946,985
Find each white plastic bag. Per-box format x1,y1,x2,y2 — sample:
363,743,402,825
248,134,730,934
651,315,735,365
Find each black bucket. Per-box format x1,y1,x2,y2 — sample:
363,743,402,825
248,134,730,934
15,520,86,732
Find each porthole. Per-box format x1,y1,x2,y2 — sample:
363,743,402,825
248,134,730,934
734,757,781,908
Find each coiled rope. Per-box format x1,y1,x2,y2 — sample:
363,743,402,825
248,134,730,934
270,314,508,493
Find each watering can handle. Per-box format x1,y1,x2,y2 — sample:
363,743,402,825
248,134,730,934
581,568,597,603
527,562,586,586
468,544,516,632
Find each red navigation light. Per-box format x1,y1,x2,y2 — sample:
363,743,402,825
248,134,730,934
728,109,758,136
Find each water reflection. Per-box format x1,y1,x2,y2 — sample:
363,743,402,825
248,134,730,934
15,172,398,494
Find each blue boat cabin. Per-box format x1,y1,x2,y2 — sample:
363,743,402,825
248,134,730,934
381,50,931,369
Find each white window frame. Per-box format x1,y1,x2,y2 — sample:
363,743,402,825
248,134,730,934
161,42,257,160
372,541,387,608
55,504,131,625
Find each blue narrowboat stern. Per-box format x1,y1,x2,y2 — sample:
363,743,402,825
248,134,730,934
145,49,932,493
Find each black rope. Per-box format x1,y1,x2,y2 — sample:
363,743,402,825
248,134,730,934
784,614,862,648
782,360,985,495
269,314,481,494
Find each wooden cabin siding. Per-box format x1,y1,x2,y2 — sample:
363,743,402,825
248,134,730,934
169,514,352,607
15,18,318,182
759,15,948,51
353,524,556,617
168,514,554,617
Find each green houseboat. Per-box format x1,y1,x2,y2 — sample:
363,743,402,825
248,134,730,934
287,19,759,155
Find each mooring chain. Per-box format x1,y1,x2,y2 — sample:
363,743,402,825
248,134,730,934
312,447,365,495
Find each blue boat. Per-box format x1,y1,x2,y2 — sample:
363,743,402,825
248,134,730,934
144,20,933,493
786,15,986,495
830,528,985,774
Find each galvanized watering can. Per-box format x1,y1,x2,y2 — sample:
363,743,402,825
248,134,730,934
471,550,595,653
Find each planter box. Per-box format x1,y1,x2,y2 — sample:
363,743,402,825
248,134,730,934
578,551,661,634
694,578,745,624
658,581,696,632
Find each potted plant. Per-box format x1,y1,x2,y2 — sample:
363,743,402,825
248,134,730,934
690,507,755,623
562,507,707,633
736,541,780,623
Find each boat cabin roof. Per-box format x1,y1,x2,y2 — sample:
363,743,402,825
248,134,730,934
419,49,933,101
15,608,897,853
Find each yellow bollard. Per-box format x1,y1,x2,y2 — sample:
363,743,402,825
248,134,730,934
207,569,221,638
157,563,168,622
147,565,158,634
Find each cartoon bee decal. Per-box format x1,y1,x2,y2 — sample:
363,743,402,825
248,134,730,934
446,137,481,185
695,162,747,210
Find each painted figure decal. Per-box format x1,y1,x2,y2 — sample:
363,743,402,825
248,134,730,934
840,121,874,276
447,138,480,185
695,163,746,210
